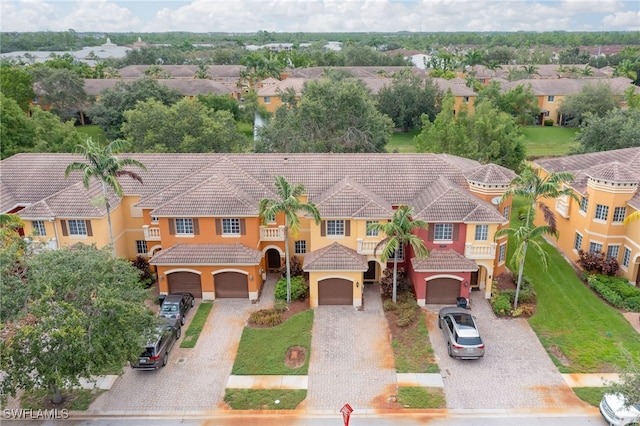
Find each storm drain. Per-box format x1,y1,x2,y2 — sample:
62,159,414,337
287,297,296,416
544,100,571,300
176,357,187,365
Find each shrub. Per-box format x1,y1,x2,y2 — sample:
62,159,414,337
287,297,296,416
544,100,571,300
248,309,283,326
379,267,412,298
588,274,640,311
397,307,418,327
279,256,304,277
544,119,554,126
132,256,155,288
577,250,619,276
274,275,308,301
492,293,512,316
623,296,640,312
273,299,288,313
383,299,398,312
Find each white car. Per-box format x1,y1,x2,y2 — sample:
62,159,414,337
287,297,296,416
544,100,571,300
600,393,640,426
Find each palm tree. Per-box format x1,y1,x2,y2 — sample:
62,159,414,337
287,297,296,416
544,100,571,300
259,176,321,303
496,165,578,309
623,210,640,225
65,139,146,257
369,205,429,303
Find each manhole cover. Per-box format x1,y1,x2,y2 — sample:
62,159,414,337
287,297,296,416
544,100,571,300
176,357,187,365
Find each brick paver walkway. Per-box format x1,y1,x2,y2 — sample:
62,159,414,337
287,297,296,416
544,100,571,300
306,283,397,411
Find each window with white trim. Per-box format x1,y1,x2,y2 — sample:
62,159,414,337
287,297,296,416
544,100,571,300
295,240,306,254
264,96,271,104
612,207,626,223
573,232,582,251
265,213,276,224
434,223,453,241
222,218,241,235
475,225,488,241
547,95,555,102
390,244,404,261
175,218,194,235
594,204,608,221
366,221,379,237
327,220,345,236
151,215,159,224
606,245,620,260
136,240,148,255
589,242,602,253
503,205,510,221
579,197,588,213
32,220,46,236
68,220,87,236
498,243,507,263
622,247,631,268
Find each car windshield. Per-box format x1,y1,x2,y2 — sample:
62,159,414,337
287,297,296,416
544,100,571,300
161,303,178,312
457,336,482,346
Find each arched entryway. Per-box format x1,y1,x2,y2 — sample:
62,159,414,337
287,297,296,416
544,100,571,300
364,260,377,283
266,248,282,272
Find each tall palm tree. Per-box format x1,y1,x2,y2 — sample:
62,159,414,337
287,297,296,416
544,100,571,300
259,176,321,303
623,210,640,225
369,205,429,303
496,165,577,309
65,139,146,257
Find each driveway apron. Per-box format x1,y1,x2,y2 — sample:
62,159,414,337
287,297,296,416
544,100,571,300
306,283,397,411
425,291,587,410
90,279,276,413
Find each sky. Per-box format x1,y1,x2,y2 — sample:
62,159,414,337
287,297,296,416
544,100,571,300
1,0,639,33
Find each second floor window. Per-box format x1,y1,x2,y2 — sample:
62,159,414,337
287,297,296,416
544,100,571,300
327,220,345,236
579,197,588,213
136,240,148,255
594,204,609,221
264,96,271,104
498,243,506,263
32,220,46,236
503,205,510,221
366,220,379,237
573,232,582,251
547,95,555,102
151,215,159,224
222,218,241,235
175,218,194,234
68,219,87,236
389,244,403,261
295,240,306,254
589,242,603,253
475,225,488,241
613,207,626,223
434,223,453,241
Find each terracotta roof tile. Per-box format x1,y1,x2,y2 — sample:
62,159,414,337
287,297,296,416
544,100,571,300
584,162,639,183
150,243,261,265
315,177,394,218
465,164,517,185
411,249,478,272
303,242,368,271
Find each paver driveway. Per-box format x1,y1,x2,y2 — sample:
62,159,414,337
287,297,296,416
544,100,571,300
306,283,397,411
425,291,587,410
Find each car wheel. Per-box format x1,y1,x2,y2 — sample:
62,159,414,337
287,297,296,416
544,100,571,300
181,316,186,326
176,327,181,339
191,299,195,307
447,343,453,358
162,352,168,367
438,318,442,329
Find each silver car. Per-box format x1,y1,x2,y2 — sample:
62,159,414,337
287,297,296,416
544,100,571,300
438,306,485,359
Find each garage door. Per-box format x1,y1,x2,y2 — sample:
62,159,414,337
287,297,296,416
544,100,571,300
318,278,352,305
426,278,460,304
168,272,202,298
215,272,249,298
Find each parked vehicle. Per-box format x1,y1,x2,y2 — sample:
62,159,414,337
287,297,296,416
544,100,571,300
600,393,640,426
158,292,195,325
438,306,485,359
131,318,181,370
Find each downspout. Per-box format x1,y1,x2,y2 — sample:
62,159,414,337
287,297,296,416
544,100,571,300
49,217,60,249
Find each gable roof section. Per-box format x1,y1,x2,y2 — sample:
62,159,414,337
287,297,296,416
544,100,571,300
18,181,117,219
303,242,368,272
411,249,479,272
465,164,517,186
150,243,261,265
314,177,394,218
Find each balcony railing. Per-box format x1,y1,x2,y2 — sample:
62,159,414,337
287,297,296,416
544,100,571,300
143,225,161,241
357,238,382,255
260,225,285,241
556,200,570,218
464,243,496,260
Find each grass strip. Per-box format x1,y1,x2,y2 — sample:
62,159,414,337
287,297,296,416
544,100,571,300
397,386,446,409
21,388,104,411
180,302,213,348
224,389,306,410
573,387,607,407
232,309,313,375
392,312,439,373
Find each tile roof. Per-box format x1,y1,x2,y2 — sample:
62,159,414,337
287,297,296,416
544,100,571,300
411,249,478,272
149,243,261,265
315,177,394,218
257,78,308,96
286,66,427,79
117,65,246,79
465,164,517,185
501,77,637,96
83,78,231,97
584,162,639,183
303,242,369,271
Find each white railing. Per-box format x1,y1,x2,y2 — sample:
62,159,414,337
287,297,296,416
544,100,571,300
357,238,382,255
143,225,161,241
260,226,285,241
464,243,496,259
556,200,570,218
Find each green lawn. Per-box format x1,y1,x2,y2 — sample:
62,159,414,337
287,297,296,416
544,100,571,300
392,311,439,373
521,126,578,159
180,302,212,348
387,129,421,153
223,389,306,410
573,387,607,407
397,387,446,409
508,197,640,373
76,125,106,143
232,309,313,375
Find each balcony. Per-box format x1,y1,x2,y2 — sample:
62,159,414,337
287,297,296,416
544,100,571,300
143,225,161,241
555,199,570,218
260,225,285,241
357,238,382,255
464,243,496,260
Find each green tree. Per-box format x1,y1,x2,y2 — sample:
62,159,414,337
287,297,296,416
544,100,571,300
493,84,540,125
29,67,88,120
495,166,577,309
415,91,472,157
0,93,35,159
143,64,172,79
558,82,618,127
30,106,85,153
0,214,30,323
376,71,442,132
196,93,241,120
257,77,393,153
88,78,182,140
369,205,429,303
573,109,640,154
258,176,321,303
0,64,35,111
122,98,247,153
65,139,146,257
0,244,156,404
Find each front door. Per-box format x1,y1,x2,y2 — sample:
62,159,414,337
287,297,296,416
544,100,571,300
267,249,281,272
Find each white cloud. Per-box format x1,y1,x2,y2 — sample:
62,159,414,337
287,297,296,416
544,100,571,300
1,0,58,31
602,10,640,30
59,0,141,32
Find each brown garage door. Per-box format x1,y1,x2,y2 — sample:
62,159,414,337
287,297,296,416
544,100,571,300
318,278,352,305
426,278,460,304
168,272,202,298
215,272,249,298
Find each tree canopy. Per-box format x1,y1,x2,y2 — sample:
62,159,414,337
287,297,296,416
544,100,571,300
477,82,540,125
557,82,619,127
28,66,88,120
573,109,640,153
256,76,393,153
0,64,35,112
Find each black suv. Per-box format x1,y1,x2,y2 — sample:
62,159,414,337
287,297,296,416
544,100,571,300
158,293,195,325
131,318,181,370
